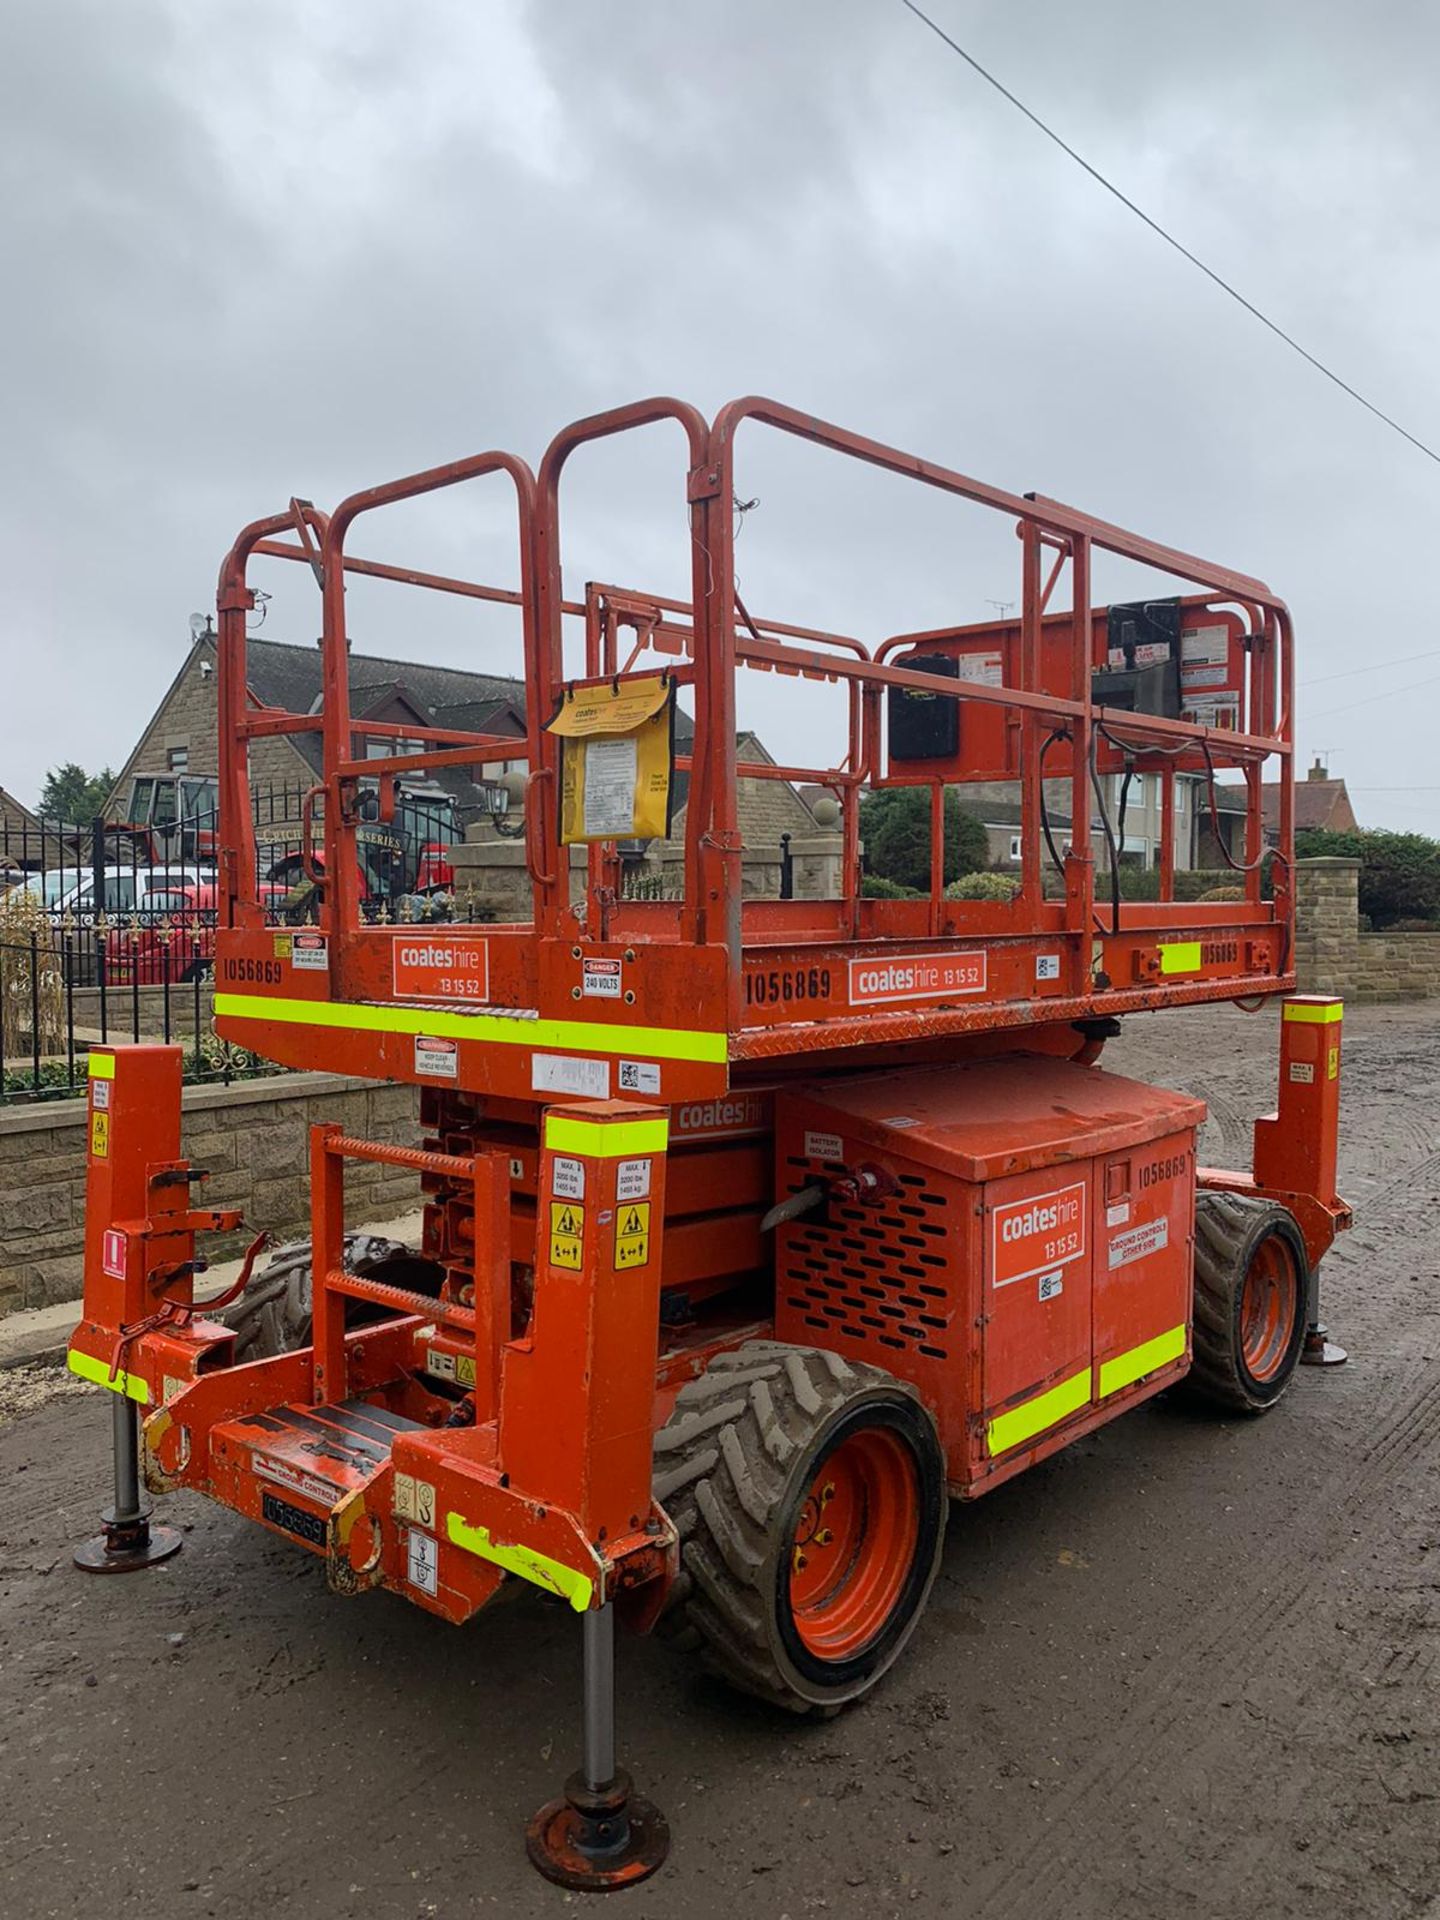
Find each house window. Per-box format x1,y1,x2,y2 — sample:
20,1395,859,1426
1008,834,1022,863
167,745,189,773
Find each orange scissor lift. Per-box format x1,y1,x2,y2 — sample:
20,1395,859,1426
68,398,1349,1889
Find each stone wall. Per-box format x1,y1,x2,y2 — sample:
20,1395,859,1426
0,1072,421,1317
1294,857,1440,1002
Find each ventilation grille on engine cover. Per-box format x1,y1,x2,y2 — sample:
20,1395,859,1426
779,1157,955,1360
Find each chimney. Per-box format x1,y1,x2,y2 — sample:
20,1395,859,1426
1308,756,1328,782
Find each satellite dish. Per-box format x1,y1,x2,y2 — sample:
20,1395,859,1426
189,612,208,641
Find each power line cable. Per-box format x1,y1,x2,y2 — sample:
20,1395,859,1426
1306,667,1440,723
898,0,1440,467
1304,646,1440,687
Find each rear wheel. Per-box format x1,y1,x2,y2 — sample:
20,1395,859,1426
1189,1192,1309,1413
222,1234,444,1363
653,1341,946,1715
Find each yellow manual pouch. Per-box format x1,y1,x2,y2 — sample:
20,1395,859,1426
548,675,676,845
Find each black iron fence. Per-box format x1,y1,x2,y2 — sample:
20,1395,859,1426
0,779,476,1105
0,924,273,1105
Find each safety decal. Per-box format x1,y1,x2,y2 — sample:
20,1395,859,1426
552,1156,586,1200
394,1473,437,1530
101,1228,126,1279
614,1201,651,1270
618,1059,660,1095
414,1035,459,1079
407,1527,438,1596
290,931,329,972
90,1078,111,1111
616,1157,650,1202
89,1111,110,1159
1107,1215,1170,1270
549,1200,586,1271
581,957,623,999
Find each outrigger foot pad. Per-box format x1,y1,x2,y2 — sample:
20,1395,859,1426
526,1768,670,1892
1302,1321,1348,1367
73,1508,183,1575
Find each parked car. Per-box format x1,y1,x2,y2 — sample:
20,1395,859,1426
105,880,287,985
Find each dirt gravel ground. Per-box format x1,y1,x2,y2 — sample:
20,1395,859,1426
1,1001,1437,1920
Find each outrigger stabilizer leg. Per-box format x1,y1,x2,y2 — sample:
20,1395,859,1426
526,1604,669,1891
73,1392,183,1575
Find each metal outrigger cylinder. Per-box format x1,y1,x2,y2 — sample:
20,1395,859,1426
73,1392,183,1574
526,1605,669,1890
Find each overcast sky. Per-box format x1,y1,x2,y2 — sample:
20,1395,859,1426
3,1,1438,830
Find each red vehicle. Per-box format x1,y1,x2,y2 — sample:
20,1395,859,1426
104,880,287,984
69,398,1348,1890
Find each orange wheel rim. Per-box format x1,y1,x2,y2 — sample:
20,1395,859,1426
788,1428,920,1662
1240,1236,1299,1383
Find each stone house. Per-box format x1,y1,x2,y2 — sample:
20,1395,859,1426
108,633,822,890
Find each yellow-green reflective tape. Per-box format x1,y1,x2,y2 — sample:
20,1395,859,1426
67,1349,149,1404
544,1114,669,1159
987,1367,1090,1458
446,1512,594,1612
88,1053,115,1079
1283,1000,1343,1024
214,992,726,1065
1098,1323,1187,1399
1159,941,1203,976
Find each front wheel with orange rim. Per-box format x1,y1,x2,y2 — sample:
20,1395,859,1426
1190,1193,1309,1412
653,1343,947,1714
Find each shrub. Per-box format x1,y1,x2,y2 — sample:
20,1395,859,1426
944,872,1021,901
1298,828,1440,927
860,788,989,892
861,874,922,899
1198,885,1245,902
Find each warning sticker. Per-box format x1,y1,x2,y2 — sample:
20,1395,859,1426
616,1157,651,1202
805,1130,844,1163
1182,623,1229,667
414,1035,459,1079
407,1527,438,1597
581,957,623,999
1289,1060,1315,1084
614,1201,651,1270
550,1199,586,1270
1107,1215,1171,1270
425,1347,457,1381
101,1228,126,1279
90,1111,110,1159
552,1156,586,1201
954,649,1003,687
90,1078,111,1112
291,931,329,971
394,1473,437,1529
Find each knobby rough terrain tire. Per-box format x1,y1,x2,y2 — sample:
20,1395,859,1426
222,1235,443,1364
1189,1191,1309,1413
652,1340,947,1715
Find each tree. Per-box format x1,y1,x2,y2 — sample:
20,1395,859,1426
860,787,990,892
37,763,116,823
